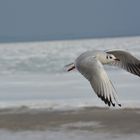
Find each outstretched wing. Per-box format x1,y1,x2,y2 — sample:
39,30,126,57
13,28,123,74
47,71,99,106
88,59,121,107
106,50,140,77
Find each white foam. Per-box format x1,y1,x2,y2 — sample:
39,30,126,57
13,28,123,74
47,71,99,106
0,36,139,75
0,98,140,111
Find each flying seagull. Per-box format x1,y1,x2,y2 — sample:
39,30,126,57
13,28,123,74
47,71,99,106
66,50,140,107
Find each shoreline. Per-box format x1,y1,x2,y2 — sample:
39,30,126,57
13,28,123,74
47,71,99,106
0,107,140,134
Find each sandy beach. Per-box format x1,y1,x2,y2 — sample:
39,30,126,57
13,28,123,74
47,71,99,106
0,107,140,134
0,107,140,140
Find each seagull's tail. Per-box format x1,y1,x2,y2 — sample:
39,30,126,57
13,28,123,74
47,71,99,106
65,63,75,72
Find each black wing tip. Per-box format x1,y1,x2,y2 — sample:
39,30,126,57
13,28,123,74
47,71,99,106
118,104,122,107
97,94,122,107
112,103,115,107
108,103,121,107
98,95,117,107
138,64,140,68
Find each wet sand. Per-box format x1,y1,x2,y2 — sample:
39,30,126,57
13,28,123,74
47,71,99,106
0,107,140,135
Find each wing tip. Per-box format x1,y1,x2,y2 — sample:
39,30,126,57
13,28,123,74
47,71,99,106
98,94,122,107
108,103,121,107
98,95,120,107
118,104,122,107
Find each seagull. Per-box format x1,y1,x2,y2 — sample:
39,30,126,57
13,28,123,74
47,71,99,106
66,50,140,107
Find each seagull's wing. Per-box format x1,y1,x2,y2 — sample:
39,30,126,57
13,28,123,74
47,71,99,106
88,59,121,107
106,50,140,77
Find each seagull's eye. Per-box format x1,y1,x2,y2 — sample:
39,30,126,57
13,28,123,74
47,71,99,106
106,56,109,59
109,56,112,59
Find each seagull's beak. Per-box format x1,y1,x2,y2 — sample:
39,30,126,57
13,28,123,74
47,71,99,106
114,58,120,61
67,66,75,71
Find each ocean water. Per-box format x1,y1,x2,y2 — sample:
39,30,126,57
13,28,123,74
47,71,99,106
0,130,140,140
0,37,139,110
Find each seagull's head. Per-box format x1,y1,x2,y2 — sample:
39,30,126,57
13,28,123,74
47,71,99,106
105,54,120,64
96,52,120,64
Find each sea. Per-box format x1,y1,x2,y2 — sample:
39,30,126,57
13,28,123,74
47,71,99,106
0,36,139,139
0,36,139,110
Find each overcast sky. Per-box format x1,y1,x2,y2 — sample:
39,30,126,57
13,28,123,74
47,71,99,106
0,0,140,42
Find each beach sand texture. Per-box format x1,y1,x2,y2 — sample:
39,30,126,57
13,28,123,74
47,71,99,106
0,107,140,140
0,107,140,133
